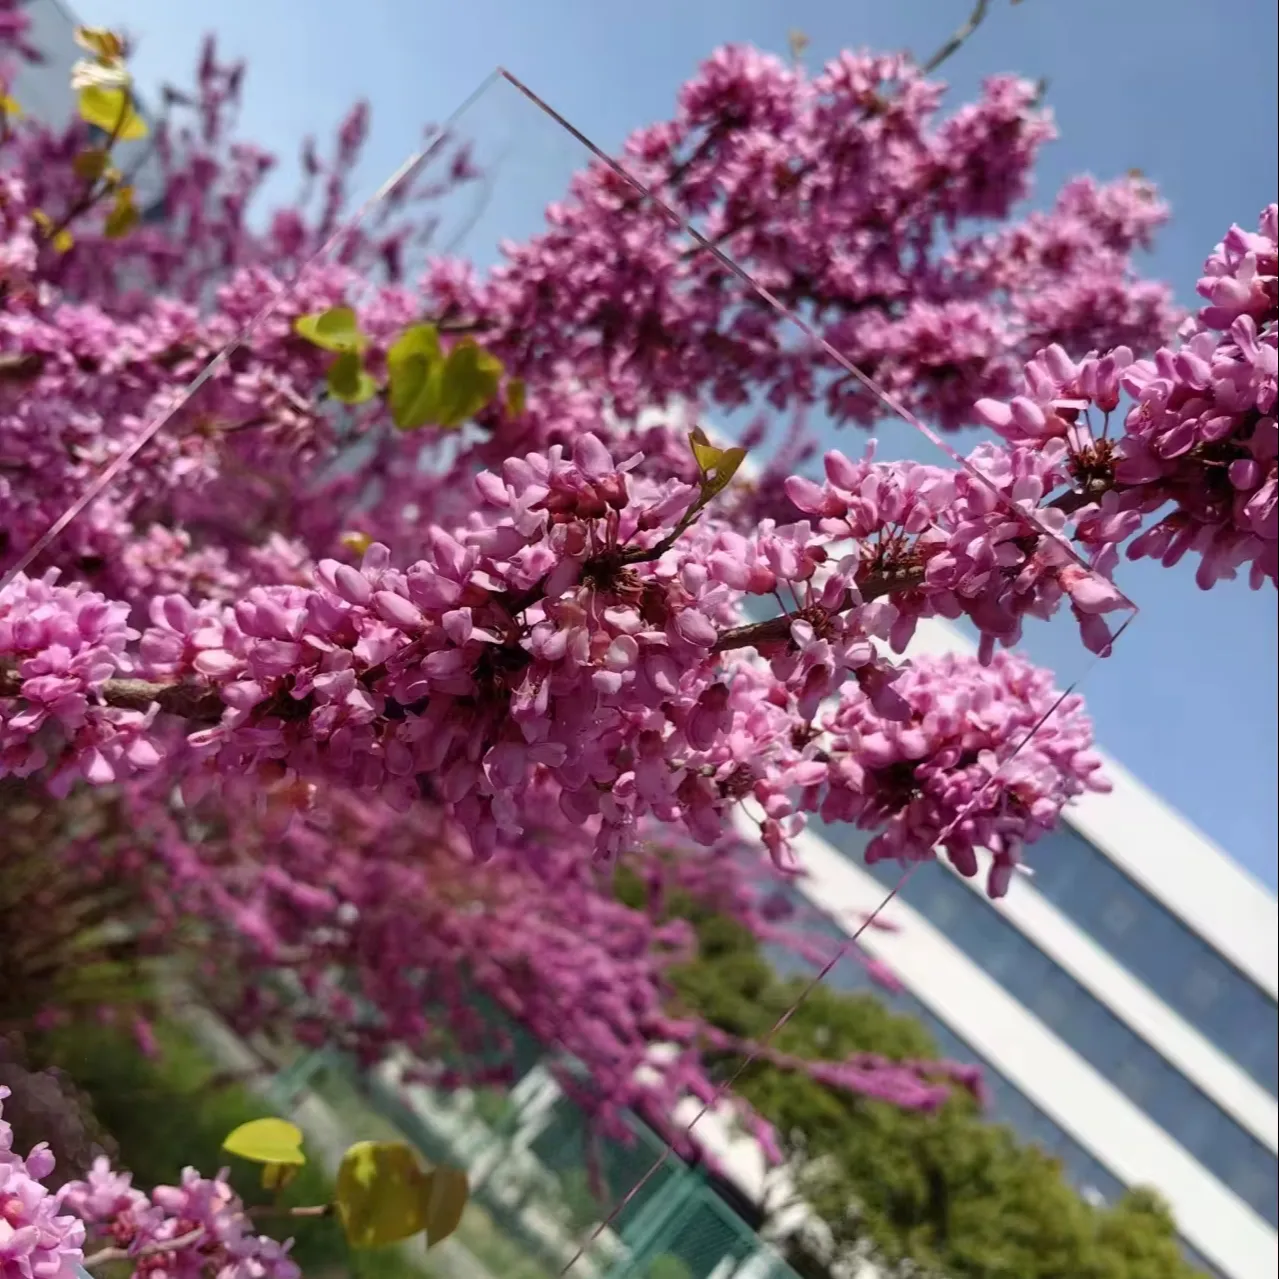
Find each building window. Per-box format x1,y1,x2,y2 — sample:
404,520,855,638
1022,823,1279,1099
1183,964,1222,1013
1100,892,1138,938
803,815,1279,1228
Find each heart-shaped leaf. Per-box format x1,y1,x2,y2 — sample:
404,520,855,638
294,307,366,354
434,340,503,429
387,324,444,430
326,351,379,405
336,1141,432,1249
688,426,747,500
77,86,148,141
222,1118,306,1166
423,1165,469,1248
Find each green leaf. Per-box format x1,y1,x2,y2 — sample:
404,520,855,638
294,307,366,354
326,351,379,405
336,1141,431,1249
222,1118,306,1166
75,27,126,61
386,324,444,431
261,1161,301,1191
688,426,747,500
434,340,503,429
103,185,139,239
340,530,373,555
423,1165,469,1248
385,327,502,431
77,86,148,141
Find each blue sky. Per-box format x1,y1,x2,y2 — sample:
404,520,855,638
58,0,1279,888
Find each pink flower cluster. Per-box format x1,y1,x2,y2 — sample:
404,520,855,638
0,1085,86,1278
784,440,1131,660
975,205,1277,590
3,424,1119,885
815,650,1108,897
1,6,1273,1200
417,46,1177,446
96,779,972,1147
59,1160,299,1279
0,570,158,791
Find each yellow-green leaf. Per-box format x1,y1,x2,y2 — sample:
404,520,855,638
222,1118,306,1167
72,149,109,182
34,210,75,255
335,1141,431,1249
386,324,444,431
103,186,138,239
77,86,148,141
294,307,366,354
688,427,747,499
262,1162,300,1191
388,323,443,370
75,27,126,60
326,351,379,404
423,1165,469,1248
505,377,527,417
340,530,373,555
434,339,503,430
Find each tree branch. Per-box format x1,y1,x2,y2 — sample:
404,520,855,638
710,566,925,654
3,465,1114,726
0,664,225,723
1,560,935,723
83,1226,206,1269
246,1202,333,1221
919,0,991,74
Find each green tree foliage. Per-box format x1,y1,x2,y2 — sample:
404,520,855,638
621,873,1205,1279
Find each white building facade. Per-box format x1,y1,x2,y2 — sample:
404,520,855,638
762,616,1277,1279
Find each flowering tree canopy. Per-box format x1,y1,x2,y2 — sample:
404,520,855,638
0,8,1275,1273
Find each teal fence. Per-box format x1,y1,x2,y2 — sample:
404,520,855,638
266,1045,805,1279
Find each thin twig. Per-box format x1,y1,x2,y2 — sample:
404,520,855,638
247,1203,334,1221
919,0,991,74
83,1226,205,1269
711,567,925,654
42,86,137,245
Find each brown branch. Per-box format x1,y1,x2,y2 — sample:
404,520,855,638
2,484,1104,723
0,352,44,383
711,566,925,654
1,574,920,723
0,663,225,723
247,1203,333,1221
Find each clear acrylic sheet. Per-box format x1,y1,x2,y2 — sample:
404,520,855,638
8,60,1142,1279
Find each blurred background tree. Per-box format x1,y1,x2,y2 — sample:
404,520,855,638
643,885,1205,1279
